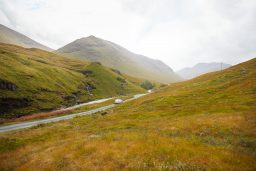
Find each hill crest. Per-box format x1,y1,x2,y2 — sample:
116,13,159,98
178,62,231,79
0,24,52,51
56,36,181,83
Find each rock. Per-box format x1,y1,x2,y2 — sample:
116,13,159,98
81,70,93,76
84,82,96,91
116,77,126,83
64,94,78,106
111,68,122,75
0,97,30,115
92,62,102,65
0,79,17,91
101,111,108,116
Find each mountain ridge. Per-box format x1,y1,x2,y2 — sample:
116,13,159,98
0,24,52,51
56,36,181,83
178,62,231,79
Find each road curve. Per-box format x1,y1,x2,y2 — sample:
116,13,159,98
0,94,146,133
61,97,113,111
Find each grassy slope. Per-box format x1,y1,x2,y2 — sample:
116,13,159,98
0,43,144,119
0,58,255,170
2,99,115,124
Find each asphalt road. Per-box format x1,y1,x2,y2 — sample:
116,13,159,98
0,94,146,133
55,97,113,112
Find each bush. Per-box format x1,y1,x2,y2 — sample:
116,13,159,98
116,77,126,83
140,80,154,90
111,68,122,75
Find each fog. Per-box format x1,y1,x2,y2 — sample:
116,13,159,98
1,0,256,70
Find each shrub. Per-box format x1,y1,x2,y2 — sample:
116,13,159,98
116,77,126,83
140,80,154,90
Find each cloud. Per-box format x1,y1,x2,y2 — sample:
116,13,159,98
0,0,256,70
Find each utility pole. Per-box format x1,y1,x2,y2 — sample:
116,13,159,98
221,62,223,71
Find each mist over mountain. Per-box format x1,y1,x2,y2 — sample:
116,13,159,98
56,36,181,83
178,62,231,79
0,24,52,51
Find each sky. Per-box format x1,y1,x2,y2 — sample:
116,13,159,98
0,0,256,71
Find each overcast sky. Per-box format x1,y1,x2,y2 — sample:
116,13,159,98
0,0,256,70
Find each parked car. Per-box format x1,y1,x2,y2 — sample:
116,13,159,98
114,99,123,104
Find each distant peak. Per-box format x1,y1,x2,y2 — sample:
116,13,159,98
87,35,97,39
78,35,101,41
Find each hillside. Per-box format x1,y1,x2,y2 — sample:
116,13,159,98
0,43,145,119
0,58,255,170
178,62,231,79
56,36,181,83
0,24,52,51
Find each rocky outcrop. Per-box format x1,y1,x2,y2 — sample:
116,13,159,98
64,94,79,106
111,68,122,75
63,82,97,106
116,77,126,83
0,97,30,116
81,70,93,76
84,82,96,96
0,79,17,91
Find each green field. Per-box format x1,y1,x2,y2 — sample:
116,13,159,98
0,57,255,170
0,43,145,119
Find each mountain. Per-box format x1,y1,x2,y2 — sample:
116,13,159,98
56,36,181,83
178,62,231,79
0,43,145,118
0,24,52,51
1,57,255,170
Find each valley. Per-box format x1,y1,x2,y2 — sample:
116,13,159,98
0,43,146,120
0,93,146,132
0,57,255,170
0,11,255,170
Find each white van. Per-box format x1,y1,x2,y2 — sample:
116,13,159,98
114,99,123,104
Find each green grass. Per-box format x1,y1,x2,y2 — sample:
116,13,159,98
0,57,255,170
0,98,116,125
0,43,145,119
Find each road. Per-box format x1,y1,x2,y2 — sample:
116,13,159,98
0,94,146,133
56,97,113,111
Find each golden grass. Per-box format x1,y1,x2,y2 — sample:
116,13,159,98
0,58,255,170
